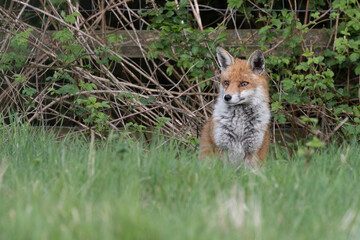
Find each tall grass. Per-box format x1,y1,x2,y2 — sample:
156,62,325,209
0,124,359,239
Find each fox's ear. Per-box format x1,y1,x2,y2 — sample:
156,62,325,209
216,47,234,71
248,50,265,74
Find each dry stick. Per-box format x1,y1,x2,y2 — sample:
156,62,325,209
108,6,197,119
0,3,31,106
272,121,279,159
283,112,322,137
3,2,219,137
47,108,105,138
110,4,159,87
333,11,340,52
0,0,29,54
113,4,170,92
0,75,20,109
325,27,336,49
32,62,215,97
287,0,293,12
324,117,349,142
264,8,332,55
189,0,203,31
85,0,133,30
275,121,291,157
81,0,134,28
28,90,153,124
12,0,159,89
188,0,209,119
23,54,55,116
110,78,210,124
298,0,310,64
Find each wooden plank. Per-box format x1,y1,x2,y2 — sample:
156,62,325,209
0,29,329,58
112,29,330,57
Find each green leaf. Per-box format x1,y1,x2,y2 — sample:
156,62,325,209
310,12,320,19
166,65,174,76
63,12,80,24
281,78,294,91
273,113,286,124
228,0,243,8
109,55,122,63
325,92,335,100
165,1,176,9
349,53,359,62
271,101,283,111
55,84,79,95
295,62,309,71
282,26,292,38
53,28,74,42
258,26,271,35
107,34,123,44
22,87,36,97
271,18,282,29
13,74,26,83
306,137,325,148
191,45,199,55
302,48,314,57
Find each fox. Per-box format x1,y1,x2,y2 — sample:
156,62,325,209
199,47,271,167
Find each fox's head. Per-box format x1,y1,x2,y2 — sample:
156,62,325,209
216,47,269,106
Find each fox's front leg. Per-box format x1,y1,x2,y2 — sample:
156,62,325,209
199,121,218,160
243,127,270,164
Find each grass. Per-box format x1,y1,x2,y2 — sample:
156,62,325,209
0,124,359,240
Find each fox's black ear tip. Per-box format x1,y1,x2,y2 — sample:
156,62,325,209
216,47,234,71
249,50,265,74
253,50,264,57
216,47,224,53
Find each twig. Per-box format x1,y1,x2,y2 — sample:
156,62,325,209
264,8,332,55
324,117,349,142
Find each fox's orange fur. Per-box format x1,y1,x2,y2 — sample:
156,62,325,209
199,48,271,167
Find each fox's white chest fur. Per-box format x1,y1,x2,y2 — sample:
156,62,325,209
213,86,270,165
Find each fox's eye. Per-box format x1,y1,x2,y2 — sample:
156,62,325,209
239,81,248,87
223,80,229,86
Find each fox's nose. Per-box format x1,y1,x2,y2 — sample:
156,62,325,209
224,94,232,102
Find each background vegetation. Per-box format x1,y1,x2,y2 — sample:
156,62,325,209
0,0,359,148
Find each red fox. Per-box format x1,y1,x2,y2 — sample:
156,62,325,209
199,48,271,167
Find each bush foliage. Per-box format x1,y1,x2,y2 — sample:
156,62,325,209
0,0,359,146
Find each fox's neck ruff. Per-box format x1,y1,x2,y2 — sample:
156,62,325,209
212,87,270,165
